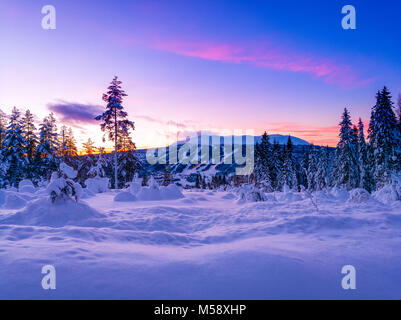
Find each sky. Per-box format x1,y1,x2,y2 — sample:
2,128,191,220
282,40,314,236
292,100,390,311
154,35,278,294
0,0,400,149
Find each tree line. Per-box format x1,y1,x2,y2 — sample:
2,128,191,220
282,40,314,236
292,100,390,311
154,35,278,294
254,86,401,193
0,77,139,189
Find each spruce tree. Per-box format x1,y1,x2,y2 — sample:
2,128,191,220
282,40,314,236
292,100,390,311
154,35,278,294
270,140,282,191
335,108,359,190
254,132,272,191
282,136,297,190
2,107,27,187
358,118,374,192
22,110,38,180
0,109,7,149
34,114,59,181
316,146,331,190
368,87,400,187
306,144,318,191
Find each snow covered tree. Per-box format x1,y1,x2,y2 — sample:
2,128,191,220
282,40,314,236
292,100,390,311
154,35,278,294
195,174,201,189
298,146,309,190
254,132,272,191
0,109,7,149
162,166,173,186
334,108,359,190
2,107,27,187
281,136,297,190
47,162,82,203
22,110,38,180
358,118,374,192
316,146,332,190
34,114,59,181
368,87,400,187
142,173,149,187
95,76,135,189
22,110,38,161
270,140,282,191
83,138,96,155
306,144,318,191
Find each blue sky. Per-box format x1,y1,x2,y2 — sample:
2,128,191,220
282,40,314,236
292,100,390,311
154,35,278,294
0,0,400,148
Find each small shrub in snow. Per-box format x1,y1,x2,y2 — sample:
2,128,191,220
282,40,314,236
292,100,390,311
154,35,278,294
374,186,400,204
85,177,109,194
237,184,267,203
347,188,372,204
47,163,82,203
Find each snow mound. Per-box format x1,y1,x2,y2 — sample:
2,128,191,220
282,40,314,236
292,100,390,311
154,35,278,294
3,193,27,209
60,162,77,179
18,179,34,189
19,185,36,194
114,192,137,202
330,187,349,201
85,177,109,194
136,184,184,201
374,185,401,204
81,188,96,199
347,188,372,204
222,193,237,200
0,198,105,227
275,191,302,203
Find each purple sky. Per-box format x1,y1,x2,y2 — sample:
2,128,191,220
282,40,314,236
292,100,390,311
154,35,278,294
0,0,400,148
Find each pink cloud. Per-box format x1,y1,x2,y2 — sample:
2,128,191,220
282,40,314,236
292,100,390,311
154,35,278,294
258,122,341,146
150,39,373,88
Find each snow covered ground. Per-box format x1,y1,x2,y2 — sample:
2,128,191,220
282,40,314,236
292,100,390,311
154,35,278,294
1,186,401,299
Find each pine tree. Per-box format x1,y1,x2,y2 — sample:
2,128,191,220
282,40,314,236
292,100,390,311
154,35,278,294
162,166,173,186
368,87,400,187
34,114,59,181
96,76,134,189
195,174,201,189
316,146,331,190
306,144,318,191
83,138,96,155
358,118,374,192
270,140,282,191
282,136,297,190
0,109,7,149
21,110,38,180
65,127,78,158
2,107,27,187
254,132,272,191
335,108,359,189
142,173,149,187
299,146,309,190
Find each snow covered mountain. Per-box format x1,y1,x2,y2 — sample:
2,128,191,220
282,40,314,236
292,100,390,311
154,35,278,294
137,134,311,178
